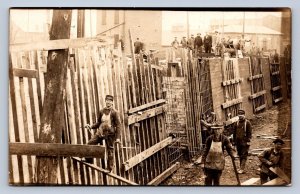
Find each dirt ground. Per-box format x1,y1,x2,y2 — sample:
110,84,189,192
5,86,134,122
162,100,291,186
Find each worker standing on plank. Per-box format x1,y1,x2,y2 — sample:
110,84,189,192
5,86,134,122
232,109,252,174
258,138,285,184
84,95,121,172
200,123,236,186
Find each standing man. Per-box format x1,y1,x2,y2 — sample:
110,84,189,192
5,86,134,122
180,36,188,48
171,37,179,49
203,32,213,53
258,138,285,184
85,95,121,172
187,34,195,51
233,109,252,174
214,31,221,56
134,38,143,54
200,123,236,186
194,33,203,55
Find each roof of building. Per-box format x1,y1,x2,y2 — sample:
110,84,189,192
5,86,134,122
214,25,282,35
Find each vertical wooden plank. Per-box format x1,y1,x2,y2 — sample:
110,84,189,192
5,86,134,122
90,46,103,184
75,48,88,185
86,48,98,185
9,90,17,184
34,51,44,113
109,50,121,185
9,52,24,184
18,52,34,184
122,58,136,183
80,50,92,185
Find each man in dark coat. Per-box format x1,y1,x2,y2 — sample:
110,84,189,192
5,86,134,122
200,123,236,186
134,38,143,54
85,95,121,172
203,32,213,53
233,109,252,174
194,33,203,54
258,138,285,184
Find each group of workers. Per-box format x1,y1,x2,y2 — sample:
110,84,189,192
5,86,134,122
171,31,262,58
200,109,285,185
171,32,215,55
80,94,285,185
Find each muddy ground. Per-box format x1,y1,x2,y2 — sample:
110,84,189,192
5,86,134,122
162,100,291,186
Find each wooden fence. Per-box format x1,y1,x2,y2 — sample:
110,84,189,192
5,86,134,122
270,61,283,104
248,57,267,113
9,39,176,185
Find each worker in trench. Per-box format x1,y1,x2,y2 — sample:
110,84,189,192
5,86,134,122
232,109,252,174
258,138,285,185
200,123,236,186
84,95,121,172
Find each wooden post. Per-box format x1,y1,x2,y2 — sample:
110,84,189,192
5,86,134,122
35,10,72,184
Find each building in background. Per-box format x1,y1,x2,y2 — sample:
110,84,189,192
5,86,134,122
10,9,290,56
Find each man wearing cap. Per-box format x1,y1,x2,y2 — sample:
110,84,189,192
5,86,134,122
187,34,195,52
85,95,121,172
200,123,236,185
180,36,187,48
233,109,252,174
258,138,285,184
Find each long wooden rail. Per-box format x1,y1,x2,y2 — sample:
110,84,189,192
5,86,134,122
9,142,105,158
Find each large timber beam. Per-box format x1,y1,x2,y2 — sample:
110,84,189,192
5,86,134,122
269,167,291,183
148,162,180,185
127,105,165,125
123,137,173,171
263,177,287,185
12,68,38,78
9,142,105,158
241,177,260,185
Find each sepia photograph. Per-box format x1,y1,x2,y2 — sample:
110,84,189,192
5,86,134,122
8,8,291,186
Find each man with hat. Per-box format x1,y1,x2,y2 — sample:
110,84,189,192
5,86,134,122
233,109,252,174
200,122,236,185
85,94,121,172
187,34,195,52
258,138,285,184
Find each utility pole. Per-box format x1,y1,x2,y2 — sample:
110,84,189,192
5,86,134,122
35,9,72,184
187,11,190,39
242,12,245,39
